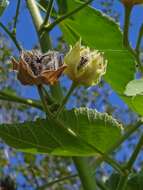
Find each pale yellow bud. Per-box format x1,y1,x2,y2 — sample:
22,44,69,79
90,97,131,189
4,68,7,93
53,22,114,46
64,40,107,86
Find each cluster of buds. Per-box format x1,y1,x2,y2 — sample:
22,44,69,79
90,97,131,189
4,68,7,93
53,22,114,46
121,0,143,6
11,40,107,87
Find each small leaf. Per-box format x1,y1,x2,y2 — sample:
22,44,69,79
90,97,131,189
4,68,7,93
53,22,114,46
0,108,122,156
124,79,143,96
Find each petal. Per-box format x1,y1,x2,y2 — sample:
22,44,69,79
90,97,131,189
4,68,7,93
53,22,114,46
64,39,81,76
40,65,67,85
11,57,19,70
17,59,38,85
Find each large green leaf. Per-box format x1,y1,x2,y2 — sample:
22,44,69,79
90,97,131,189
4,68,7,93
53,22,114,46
0,108,122,156
59,0,143,115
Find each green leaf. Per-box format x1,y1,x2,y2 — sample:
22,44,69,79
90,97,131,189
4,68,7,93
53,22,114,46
124,79,143,96
0,108,122,156
59,0,143,114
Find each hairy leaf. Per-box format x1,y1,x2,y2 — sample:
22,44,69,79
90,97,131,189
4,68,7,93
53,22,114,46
0,108,122,156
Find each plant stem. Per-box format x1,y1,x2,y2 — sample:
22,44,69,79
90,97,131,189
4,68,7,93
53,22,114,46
73,157,97,190
123,5,132,47
13,0,21,34
0,22,21,51
0,91,42,110
56,82,76,116
43,0,93,32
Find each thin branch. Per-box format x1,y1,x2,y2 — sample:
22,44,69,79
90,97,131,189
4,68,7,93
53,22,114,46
36,1,46,12
13,0,21,34
43,0,54,26
41,0,93,33
135,24,143,54
0,91,42,110
123,5,132,47
39,174,77,190
37,85,53,117
56,82,76,117
0,22,21,51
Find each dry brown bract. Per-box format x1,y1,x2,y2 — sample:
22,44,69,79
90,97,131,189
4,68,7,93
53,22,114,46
11,50,67,85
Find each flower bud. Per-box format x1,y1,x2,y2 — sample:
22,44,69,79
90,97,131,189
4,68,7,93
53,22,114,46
64,40,107,86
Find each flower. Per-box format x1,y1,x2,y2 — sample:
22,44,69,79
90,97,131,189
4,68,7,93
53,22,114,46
121,0,143,6
11,50,66,85
64,40,107,86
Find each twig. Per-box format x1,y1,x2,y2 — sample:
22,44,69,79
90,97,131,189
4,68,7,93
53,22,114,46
37,85,52,117
0,91,42,110
13,0,21,35
41,0,93,33
123,5,132,47
43,0,54,26
38,174,77,190
56,82,76,117
135,24,143,54
0,22,21,51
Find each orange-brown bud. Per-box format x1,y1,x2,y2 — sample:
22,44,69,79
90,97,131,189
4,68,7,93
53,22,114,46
11,50,66,86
